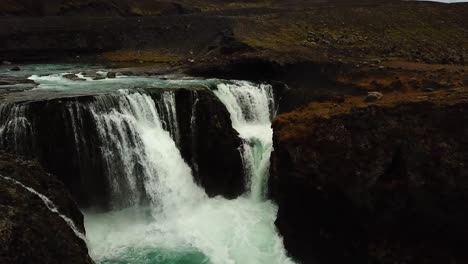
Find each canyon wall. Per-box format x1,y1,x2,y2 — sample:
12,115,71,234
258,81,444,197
270,90,468,264
0,151,93,264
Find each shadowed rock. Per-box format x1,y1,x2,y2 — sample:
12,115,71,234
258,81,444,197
0,151,93,264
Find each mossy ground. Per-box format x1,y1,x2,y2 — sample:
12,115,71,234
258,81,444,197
101,49,183,63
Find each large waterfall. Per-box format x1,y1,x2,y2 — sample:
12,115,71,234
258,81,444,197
0,71,294,264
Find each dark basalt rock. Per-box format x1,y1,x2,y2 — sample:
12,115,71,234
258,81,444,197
148,88,246,199
63,73,86,81
0,76,37,95
176,89,245,199
0,151,93,264
0,96,113,209
270,100,468,264
0,87,245,209
106,72,116,79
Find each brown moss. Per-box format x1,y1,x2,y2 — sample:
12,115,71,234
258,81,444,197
101,49,183,63
274,87,468,144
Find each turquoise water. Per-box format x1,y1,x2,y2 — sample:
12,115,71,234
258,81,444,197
2,64,295,264
100,248,209,264
1,63,221,102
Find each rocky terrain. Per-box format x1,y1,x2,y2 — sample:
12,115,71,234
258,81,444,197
270,88,468,263
0,151,93,264
0,0,467,264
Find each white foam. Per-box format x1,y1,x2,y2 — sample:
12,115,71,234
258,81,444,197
0,175,87,242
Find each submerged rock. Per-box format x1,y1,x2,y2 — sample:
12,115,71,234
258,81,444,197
106,72,116,79
63,73,86,81
270,93,468,264
0,151,93,264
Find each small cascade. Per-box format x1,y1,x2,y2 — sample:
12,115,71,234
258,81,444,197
67,101,87,155
0,175,87,242
190,92,200,176
155,91,180,145
213,81,275,201
0,104,34,155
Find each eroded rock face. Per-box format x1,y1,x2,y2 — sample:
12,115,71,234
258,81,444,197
149,88,245,199
173,89,245,198
0,151,93,264
0,87,245,209
270,93,468,264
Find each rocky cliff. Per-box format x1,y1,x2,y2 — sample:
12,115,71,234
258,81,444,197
0,151,93,264
172,88,245,198
270,89,468,264
0,87,244,209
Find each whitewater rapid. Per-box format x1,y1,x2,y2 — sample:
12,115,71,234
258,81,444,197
83,81,293,263
6,75,294,264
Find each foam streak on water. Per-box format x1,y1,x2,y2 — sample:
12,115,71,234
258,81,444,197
0,175,87,242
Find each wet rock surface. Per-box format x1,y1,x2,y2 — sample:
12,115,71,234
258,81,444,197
0,75,37,92
0,151,93,264
270,90,468,264
0,86,245,208
172,88,245,199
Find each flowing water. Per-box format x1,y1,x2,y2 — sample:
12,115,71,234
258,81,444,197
84,83,293,264
213,81,275,201
0,66,294,264
0,175,86,241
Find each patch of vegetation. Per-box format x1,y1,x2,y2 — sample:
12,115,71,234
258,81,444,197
234,3,467,64
101,49,183,63
0,0,24,14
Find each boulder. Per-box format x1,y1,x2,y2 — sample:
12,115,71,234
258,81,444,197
106,72,116,79
63,74,86,81
0,151,93,264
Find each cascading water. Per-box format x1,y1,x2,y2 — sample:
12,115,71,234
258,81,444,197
88,90,206,211
0,104,33,154
0,69,294,264
0,175,86,242
84,84,294,264
213,81,275,201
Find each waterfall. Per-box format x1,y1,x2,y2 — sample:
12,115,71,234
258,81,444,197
155,91,180,145
0,104,34,155
213,81,275,201
0,75,294,264
83,84,293,264
190,92,200,176
88,89,206,211
0,175,87,242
